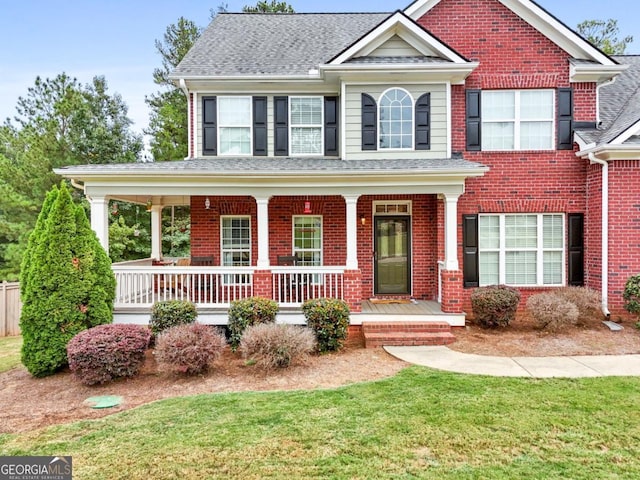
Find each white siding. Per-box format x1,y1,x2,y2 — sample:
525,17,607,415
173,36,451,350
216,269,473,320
345,84,449,159
368,35,424,57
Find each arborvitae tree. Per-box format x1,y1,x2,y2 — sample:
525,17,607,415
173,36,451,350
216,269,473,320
20,182,116,377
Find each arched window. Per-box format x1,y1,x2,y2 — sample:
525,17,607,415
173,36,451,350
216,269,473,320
379,88,413,149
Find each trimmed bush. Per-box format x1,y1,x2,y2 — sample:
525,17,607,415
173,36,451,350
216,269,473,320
623,274,640,318
67,324,151,386
150,300,198,336
302,298,350,353
554,286,601,323
155,323,227,375
526,292,579,331
239,323,316,370
470,285,521,328
228,297,278,351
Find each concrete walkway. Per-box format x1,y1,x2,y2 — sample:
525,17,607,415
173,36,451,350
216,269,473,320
384,346,640,378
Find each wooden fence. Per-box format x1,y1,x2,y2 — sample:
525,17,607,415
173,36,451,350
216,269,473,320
1,282,21,336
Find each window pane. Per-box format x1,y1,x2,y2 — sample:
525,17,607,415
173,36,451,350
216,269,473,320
219,97,251,126
379,89,412,150
479,252,499,285
219,127,251,155
294,216,322,266
543,251,562,284
482,122,514,150
505,215,537,248
291,127,322,154
520,122,553,150
543,215,563,249
482,91,515,120
221,217,250,266
479,216,500,249
291,97,322,125
506,251,537,284
520,91,553,119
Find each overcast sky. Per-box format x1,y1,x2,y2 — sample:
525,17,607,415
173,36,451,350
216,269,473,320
1,0,638,137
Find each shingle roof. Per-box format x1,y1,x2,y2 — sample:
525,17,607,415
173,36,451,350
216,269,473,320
171,13,390,77
576,55,640,145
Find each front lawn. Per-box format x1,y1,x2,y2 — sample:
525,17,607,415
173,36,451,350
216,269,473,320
0,336,21,373
1,367,639,479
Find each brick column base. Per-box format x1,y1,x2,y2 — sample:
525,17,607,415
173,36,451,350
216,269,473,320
343,269,363,313
441,269,463,314
252,270,273,299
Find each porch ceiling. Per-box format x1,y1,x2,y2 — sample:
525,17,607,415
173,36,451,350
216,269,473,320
56,157,488,201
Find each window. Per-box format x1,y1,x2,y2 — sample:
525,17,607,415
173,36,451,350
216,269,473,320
218,97,252,155
221,216,251,284
290,97,323,155
478,214,564,286
293,216,322,266
379,88,413,149
481,90,554,150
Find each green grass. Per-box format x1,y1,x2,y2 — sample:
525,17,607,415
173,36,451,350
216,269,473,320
1,367,639,479
0,336,21,373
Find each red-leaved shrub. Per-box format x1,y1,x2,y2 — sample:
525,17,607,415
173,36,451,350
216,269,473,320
155,323,227,375
67,324,151,385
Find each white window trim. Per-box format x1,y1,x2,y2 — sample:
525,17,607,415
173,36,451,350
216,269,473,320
479,213,565,287
220,215,252,285
289,96,324,156
372,200,412,216
292,215,323,265
217,96,253,156
481,89,555,151
378,87,415,151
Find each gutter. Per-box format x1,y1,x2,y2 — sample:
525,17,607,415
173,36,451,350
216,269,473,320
588,152,611,317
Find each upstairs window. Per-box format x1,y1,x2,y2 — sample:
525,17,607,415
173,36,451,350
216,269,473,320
481,90,554,151
218,97,252,155
379,88,413,149
290,97,323,155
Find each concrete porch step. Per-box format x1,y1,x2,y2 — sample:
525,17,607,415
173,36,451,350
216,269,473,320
362,322,456,349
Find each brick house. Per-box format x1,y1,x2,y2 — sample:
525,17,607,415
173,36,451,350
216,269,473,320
57,0,640,338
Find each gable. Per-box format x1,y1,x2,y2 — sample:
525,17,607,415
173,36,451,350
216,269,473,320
368,35,428,58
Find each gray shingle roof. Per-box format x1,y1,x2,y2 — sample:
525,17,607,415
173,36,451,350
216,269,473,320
576,55,640,145
171,13,390,77
57,157,487,175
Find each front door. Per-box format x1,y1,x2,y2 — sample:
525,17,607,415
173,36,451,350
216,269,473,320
374,216,411,295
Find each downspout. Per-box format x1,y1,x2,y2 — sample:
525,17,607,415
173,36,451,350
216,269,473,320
70,179,85,192
179,79,192,159
596,77,616,125
588,153,611,317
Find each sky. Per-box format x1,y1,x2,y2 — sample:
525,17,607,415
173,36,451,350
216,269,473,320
1,0,639,139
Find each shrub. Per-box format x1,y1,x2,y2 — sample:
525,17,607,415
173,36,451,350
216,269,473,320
150,300,198,336
239,323,316,369
228,297,279,351
470,285,521,328
554,286,601,323
302,298,350,352
526,292,579,331
67,324,151,386
623,274,640,318
155,323,227,375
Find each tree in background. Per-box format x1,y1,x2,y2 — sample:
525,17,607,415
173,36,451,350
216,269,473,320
577,19,633,55
145,18,201,161
20,183,116,377
242,0,294,12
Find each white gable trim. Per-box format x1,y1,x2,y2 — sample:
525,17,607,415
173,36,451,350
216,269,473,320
405,0,618,66
611,120,640,145
328,11,468,65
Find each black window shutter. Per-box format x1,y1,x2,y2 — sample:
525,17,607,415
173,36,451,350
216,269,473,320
466,89,481,151
463,214,479,288
567,213,584,286
274,96,289,156
202,96,217,156
361,93,377,151
415,93,431,150
253,96,268,156
557,88,574,150
324,96,339,156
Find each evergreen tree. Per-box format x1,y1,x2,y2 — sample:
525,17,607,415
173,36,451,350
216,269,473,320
242,0,294,13
20,183,116,377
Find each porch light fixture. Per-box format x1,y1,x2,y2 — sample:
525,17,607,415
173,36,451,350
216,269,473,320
303,200,312,214
205,197,211,210
145,199,153,212
360,214,366,226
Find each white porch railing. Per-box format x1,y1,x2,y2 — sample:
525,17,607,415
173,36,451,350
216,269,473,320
272,267,345,307
113,265,254,308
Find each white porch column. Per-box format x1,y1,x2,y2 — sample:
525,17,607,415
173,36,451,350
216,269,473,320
150,205,163,260
90,196,109,252
254,196,271,268
443,193,460,271
343,194,360,270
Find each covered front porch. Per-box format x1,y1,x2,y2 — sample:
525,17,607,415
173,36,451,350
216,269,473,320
56,157,488,327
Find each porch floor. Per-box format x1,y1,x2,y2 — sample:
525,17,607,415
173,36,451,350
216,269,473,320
356,300,465,327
